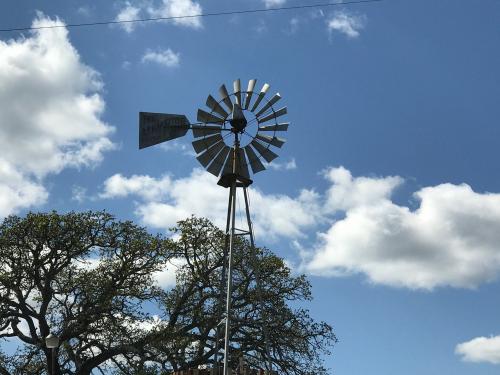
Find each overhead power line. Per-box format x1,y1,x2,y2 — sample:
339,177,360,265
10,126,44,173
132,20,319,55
0,0,384,33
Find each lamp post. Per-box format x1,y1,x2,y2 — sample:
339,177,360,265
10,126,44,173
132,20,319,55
45,333,59,375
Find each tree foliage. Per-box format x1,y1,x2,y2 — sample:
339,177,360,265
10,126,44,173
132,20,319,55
0,212,335,374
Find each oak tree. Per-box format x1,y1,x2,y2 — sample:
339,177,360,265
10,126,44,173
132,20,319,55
0,212,335,375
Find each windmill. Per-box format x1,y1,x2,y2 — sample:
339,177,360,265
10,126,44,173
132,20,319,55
139,79,288,375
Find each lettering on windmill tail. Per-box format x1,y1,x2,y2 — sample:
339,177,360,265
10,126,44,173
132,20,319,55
141,115,186,130
141,117,185,136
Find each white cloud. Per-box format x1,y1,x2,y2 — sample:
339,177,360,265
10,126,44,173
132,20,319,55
133,315,165,332
0,160,48,217
327,10,365,38
287,17,300,35
147,0,203,29
114,0,203,32
249,187,320,239
142,48,180,68
101,166,500,290
0,14,114,217
265,158,297,171
115,2,141,33
310,9,325,19
160,139,195,155
71,185,87,203
255,20,268,34
263,0,286,8
77,6,92,17
122,60,132,70
100,173,172,201
456,336,500,364
153,257,186,288
305,167,500,290
74,256,181,289
101,168,320,240
323,166,402,211
74,257,101,271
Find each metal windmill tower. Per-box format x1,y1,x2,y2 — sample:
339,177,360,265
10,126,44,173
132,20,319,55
139,79,288,375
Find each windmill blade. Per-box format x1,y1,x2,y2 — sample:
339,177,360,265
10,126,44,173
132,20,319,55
220,149,236,177
139,112,189,149
250,140,278,163
244,79,257,110
258,123,289,132
219,84,233,111
207,145,231,176
192,133,223,154
192,125,222,138
196,141,225,167
250,83,270,112
257,107,287,124
216,147,235,177
235,148,250,180
206,95,229,119
244,145,266,174
233,79,242,106
197,109,224,124
255,134,286,148
254,93,282,118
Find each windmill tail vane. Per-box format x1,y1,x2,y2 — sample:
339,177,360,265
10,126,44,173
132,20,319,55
139,79,289,374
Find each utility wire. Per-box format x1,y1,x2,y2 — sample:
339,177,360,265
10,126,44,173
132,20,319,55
0,0,384,33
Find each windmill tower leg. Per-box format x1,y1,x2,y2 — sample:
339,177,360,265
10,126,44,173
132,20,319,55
222,142,240,375
223,176,237,375
219,180,273,375
218,136,274,375
215,187,234,373
243,187,272,373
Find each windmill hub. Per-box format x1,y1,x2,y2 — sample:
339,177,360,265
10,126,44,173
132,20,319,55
229,103,247,132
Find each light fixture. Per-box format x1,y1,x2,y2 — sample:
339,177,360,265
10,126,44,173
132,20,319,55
45,333,59,349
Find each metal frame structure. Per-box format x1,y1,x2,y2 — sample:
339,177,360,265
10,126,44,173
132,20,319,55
139,79,289,375
214,135,273,375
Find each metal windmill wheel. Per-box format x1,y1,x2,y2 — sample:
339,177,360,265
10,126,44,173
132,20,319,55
192,79,288,187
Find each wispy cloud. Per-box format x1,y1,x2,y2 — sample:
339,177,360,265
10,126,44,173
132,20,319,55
71,185,88,203
285,17,300,35
77,6,93,17
115,0,203,32
142,48,180,68
115,2,141,33
254,19,268,34
159,140,195,155
148,0,203,29
265,158,297,171
122,60,132,70
263,0,286,8
310,9,325,19
327,10,366,38
456,336,500,364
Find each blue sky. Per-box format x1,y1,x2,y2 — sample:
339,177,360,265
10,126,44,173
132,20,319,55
1,0,500,373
